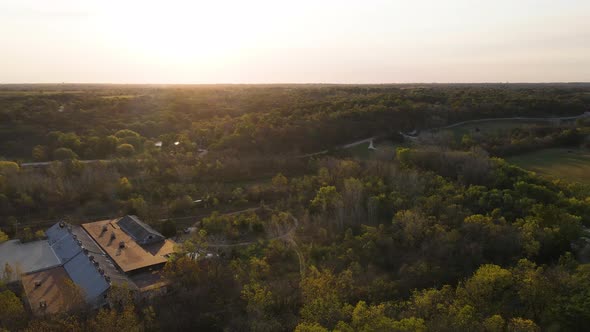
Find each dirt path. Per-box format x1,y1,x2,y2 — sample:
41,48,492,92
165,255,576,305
199,208,306,276
203,208,299,248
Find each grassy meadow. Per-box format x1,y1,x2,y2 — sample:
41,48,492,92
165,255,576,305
507,148,590,184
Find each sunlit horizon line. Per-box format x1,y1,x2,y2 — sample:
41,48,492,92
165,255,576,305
2,81,589,85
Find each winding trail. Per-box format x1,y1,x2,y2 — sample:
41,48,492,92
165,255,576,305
189,207,306,276
202,208,299,248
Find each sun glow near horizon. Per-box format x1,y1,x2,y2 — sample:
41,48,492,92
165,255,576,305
1,0,589,83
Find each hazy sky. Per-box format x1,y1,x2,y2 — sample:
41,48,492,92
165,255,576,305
1,0,589,83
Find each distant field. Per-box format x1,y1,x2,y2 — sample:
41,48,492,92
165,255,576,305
507,148,590,185
100,94,141,99
0,90,85,96
450,119,551,137
424,118,576,142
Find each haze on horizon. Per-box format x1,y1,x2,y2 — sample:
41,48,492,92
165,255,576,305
1,0,589,84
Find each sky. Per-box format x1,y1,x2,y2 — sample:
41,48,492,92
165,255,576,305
1,0,589,84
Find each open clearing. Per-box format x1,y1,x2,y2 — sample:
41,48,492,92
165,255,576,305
448,119,552,138
341,139,400,159
507,148,590,185
422,117,580,143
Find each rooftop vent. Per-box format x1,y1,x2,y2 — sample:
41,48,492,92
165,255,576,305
34,280,42,288
59,221,65,228
39,300,47,308
118,241,126,249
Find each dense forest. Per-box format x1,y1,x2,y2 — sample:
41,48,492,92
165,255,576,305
1,84,590,331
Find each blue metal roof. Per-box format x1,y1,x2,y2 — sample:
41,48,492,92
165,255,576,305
64,252,110,302
46,223,110,301
45,222,67,242
46,223,83,263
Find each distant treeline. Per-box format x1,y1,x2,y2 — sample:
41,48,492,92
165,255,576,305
1,84,588,160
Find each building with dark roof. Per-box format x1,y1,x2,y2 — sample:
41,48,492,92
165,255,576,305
117,215,166,245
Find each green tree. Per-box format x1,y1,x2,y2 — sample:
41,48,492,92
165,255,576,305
0,230,8,243
396,147,412,167
0,290,25,330
295,322,329,332
53,147,78,160
460,264,514,316
88,305,141,332
116,143,135,157
99,135,119,156
300,267,352,328
0,161,19,175
272,173,289,191
483,315,505,332
461,134,474,148
31,145,48,161
311,186,341,214
57,132,82,151
241,281,281,331
507,317,540,332
117,177,133,198
114,129,140,139
160,219,177,237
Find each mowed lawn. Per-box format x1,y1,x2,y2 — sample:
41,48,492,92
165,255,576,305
450,119,550,138
507,148,590,185
341,140,400,160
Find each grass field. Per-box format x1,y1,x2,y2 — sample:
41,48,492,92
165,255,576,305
342,139,400,160
100,94,141,99
506,148,590,185
449,119,552,138
422,119,576,143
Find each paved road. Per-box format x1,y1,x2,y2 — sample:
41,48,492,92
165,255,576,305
21,159,106,167
295,136,381,158
20,149,209,168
